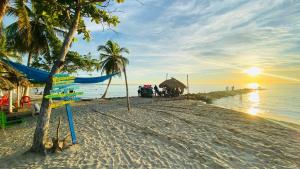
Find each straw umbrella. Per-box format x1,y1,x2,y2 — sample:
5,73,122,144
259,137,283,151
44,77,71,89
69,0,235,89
0,76,15,90
159,78,187,96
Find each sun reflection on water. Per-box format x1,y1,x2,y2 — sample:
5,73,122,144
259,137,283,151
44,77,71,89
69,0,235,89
248,107,259,115
247,86,261,116
247,82,260,90
249,91,260,103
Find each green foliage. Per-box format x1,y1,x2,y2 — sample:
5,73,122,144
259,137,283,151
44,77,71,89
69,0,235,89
31,51,99,74
0,24,21,61
5,0,124,73
7,0,32,45
33,0,121,41
5,0,67,66
97,40,129,76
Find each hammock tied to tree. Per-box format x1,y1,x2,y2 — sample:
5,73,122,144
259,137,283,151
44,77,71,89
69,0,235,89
1,59,117,83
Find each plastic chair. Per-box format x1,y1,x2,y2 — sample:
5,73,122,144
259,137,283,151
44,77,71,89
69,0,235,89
0,95,9,107
20,96,31,108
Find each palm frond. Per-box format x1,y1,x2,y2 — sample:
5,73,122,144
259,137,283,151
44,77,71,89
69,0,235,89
97,40,129,76
120,47,129,54
97,45,111,54
0,0,9,22
15,0,32,44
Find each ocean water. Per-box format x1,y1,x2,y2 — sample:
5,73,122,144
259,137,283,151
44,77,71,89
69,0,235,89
35,83,300,125
213,84,300,125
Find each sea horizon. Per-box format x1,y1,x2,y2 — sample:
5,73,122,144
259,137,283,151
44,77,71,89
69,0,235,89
33,83,298,125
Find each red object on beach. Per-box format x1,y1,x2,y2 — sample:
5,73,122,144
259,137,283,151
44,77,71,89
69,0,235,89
20,96,31,108
144,84,152,88
0,95,9,107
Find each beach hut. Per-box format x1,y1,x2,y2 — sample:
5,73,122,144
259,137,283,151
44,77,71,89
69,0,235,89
0,76,15,112
0,60,31,112
159,78,187,97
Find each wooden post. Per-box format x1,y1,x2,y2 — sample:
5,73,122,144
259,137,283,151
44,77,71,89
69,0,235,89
16,85,20,108
66,104,77,144
9,90,13,113
186,74,189,100
123,65,130,111
187,74,189,94
24,86,30,96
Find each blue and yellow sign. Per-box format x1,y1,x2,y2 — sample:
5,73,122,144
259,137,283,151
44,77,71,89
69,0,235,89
45,74,82,144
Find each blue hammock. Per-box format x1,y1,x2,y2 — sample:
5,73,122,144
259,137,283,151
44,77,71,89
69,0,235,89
2,59,117,83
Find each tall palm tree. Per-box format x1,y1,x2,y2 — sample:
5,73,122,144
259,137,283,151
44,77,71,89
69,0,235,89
5,1,64,67
28,0,125,154
97,40,130,110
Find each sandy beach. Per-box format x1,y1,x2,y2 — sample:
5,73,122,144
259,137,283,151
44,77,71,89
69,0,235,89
1,97,300,168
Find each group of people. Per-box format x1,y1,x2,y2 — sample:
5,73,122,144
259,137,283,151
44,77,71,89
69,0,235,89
226,85,235,91
138,85,183,97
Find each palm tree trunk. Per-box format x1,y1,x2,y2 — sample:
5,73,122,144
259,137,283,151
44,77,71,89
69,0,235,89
16,85,20,108
23,52,32,97
27,51,32,67
30,7,81,154
0,0,9,24
123,65,130,111
101,77,112,98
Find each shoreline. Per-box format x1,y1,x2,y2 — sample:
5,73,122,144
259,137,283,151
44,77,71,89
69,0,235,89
1,97,300,168
25,93,300,127
211,103,300,132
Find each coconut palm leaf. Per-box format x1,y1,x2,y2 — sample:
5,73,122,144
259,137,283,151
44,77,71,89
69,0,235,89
0,0,9,24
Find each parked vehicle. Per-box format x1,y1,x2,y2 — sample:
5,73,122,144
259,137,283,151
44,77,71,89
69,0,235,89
138,85,153,98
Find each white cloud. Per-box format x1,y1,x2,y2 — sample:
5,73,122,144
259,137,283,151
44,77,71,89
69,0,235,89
79,0,300,83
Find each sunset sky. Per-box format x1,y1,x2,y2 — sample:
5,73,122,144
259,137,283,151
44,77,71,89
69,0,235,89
4,0,300,85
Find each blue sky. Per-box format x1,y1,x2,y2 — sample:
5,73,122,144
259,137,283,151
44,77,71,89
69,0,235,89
5,0,300,85
71,0,300,85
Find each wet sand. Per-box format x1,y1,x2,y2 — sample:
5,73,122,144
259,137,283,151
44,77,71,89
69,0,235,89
1,98,300,168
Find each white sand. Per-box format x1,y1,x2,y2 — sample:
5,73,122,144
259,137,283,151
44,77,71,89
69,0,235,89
1,98,300,168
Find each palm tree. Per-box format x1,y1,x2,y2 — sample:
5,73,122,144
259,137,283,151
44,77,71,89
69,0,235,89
0,0,9,25
97,40,130,110
5,1,64,67
28,0,124,154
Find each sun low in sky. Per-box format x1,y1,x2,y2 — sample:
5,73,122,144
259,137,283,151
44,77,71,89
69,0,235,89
244,67,262,77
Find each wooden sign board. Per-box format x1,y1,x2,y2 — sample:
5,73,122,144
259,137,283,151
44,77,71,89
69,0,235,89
53,80,75,85
45,92,83,99
45,74,82,144
50,100,75,108
53,76,75,82
50,86,79,94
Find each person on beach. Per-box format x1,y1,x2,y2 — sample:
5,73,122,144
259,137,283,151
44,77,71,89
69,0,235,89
162,87,166,96
35,88,39,95
154,85,161,96
138,86,142,96
231,85,235,91
33,103,40,116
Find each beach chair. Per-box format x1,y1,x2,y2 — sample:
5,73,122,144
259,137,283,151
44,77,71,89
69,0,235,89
0,112,23,129
0,95,9,107
20,96,31,108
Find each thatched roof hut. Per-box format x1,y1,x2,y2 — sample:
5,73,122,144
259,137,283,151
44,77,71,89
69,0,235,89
0,76,15,90
159,78,186,91
0,59,31,88
0,59,31,112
